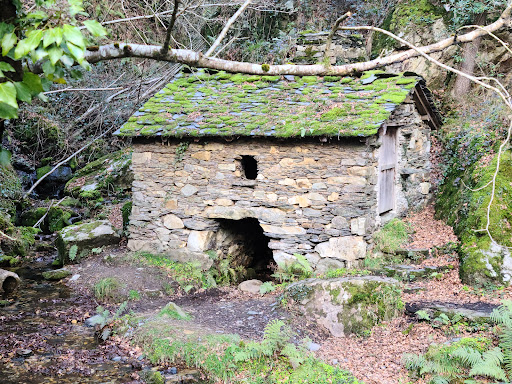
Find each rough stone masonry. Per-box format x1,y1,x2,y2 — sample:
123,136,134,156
127,100,431,272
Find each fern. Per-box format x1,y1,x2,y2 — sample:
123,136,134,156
68,244,78,261
259,281,275,295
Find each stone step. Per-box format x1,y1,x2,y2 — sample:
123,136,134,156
382,264,453,281
406,301,498,323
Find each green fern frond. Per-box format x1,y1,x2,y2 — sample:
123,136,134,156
451,346,483,367
429,376,449,384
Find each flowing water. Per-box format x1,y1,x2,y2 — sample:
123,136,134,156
0,258,137,384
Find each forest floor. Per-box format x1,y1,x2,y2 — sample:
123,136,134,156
3,205,511,383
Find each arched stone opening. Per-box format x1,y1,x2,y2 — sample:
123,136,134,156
214,218,273,279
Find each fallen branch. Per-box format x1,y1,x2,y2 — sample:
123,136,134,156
324,11,352,62
43,87,124,95
70,2,512,76
204,0,252,58
24,126,117,198
32,197,66,229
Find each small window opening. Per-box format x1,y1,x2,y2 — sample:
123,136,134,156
241,155,258,179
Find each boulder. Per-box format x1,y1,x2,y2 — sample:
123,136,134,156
238,279,263,294
64,149,132,199
286,276,402,336
42,268,72,281
56,220,120,263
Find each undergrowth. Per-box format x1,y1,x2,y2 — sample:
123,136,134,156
405,300,512,383
134,318,361,384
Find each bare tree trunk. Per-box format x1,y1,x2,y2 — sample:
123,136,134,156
0,268,20,293
453,12,488,99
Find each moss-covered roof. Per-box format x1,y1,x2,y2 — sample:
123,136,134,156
116,70,422,138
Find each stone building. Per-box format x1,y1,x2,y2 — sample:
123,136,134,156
117,70,440,273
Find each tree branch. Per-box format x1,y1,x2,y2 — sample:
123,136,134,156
70,3,512,77
160,0,180,57
204,0,252,58
324,11,352,63
0,229,15,241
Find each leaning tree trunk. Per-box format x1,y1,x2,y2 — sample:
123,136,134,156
0,268,20,293
452,12,487,100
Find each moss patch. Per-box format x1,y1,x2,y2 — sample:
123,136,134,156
117,71,422,139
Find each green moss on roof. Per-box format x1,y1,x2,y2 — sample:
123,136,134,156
117,71,423,138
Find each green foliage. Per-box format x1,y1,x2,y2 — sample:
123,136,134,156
174,141,189,165
320,268,372,279
121,201,132,231
68,244,78,261
93,277,122,301
0,0,107,118
158,302,192,321
87,301,128,341
272,254,313,283
133,252,216,292
128,289,140,301
441,0,507,29
259,281,276,295
373,219,411,253
406,300,512,383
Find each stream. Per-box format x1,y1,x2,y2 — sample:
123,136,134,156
0,255,139,384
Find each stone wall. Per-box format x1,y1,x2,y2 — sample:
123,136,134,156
127,100,432,272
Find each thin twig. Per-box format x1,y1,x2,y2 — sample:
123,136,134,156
43,87,124,95
160,0,180,57
32,197,66,229
24,125,118,198
0,229,16,241
204,0,252,58
324,11,352,63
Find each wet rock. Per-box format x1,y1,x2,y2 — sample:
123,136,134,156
238,279,263,294
35,165,73,197
286,276,402,336
64,149,132,199
42,268,72,281
56,220,120,263
16,349,33,357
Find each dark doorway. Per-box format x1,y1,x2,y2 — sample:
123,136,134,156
241,155,258,179
216,218,273,278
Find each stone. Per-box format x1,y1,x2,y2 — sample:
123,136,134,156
42,268,72,281
286,276,402,336
315,258,346,274
315,237,366,261
238,279,263,294
273,251,299,268
56,220,120,263
347,166,373,176
191,151,211,161
306,192,327,202
296,178,312,188
279,158,296,167
327,176,366,185
204,206,254,220
328,192,339,202
163,214,184,229
331,216,349,230
350,217,367,236
261,225,307,236
132,152,151,164
215,198,234,206
187,231,214,252
165,199,178,209
204,143,224,151
312,182,327,190
288,196,311,208
182,219,213,231
218,163,236,171
181,184,198,197
420,182,430,195
279,178,297,187
307,342,321,352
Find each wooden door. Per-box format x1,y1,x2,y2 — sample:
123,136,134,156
378,127,397,214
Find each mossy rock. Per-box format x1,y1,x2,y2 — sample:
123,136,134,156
20,206,76,233
286,276,403,336
1,226,39,257
42,268,72,281
65,148,133,200
56,220,120,264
